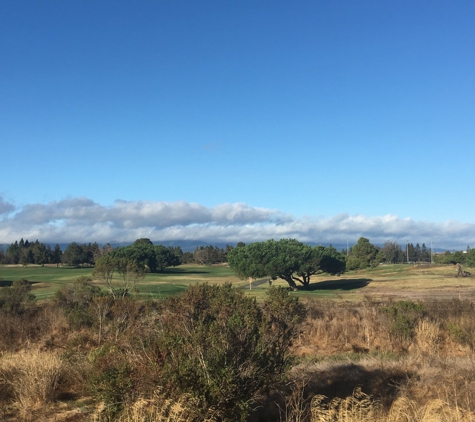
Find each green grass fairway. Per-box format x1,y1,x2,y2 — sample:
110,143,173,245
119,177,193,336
0,264,244,300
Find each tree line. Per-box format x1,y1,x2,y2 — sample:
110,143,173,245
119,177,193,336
432,247,475,267
1,236,472,278
0,239,63,266
0,238,241,268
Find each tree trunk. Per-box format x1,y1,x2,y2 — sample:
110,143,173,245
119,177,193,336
284,276,299,291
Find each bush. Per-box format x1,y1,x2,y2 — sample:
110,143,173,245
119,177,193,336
88,344,133,420
153,283,306,421
55,277,103,328
0,279,35,315
381,301,425,349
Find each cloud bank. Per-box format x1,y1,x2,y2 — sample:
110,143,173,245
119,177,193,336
0,196,474,249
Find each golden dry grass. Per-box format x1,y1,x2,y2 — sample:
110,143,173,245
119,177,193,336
0,349,64,419
309,390,475,422
291,264,475,302
97,389,221,422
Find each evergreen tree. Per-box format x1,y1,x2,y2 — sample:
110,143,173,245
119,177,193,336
52,244,63,267
421,243,429,262
414,243,421,262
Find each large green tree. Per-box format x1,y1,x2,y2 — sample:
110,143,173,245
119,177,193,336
98,240,181,275
347,237,384,270
227,239,346,290
154,245,181,271
52,244,63,266
63,242,86,266
111,243,157,272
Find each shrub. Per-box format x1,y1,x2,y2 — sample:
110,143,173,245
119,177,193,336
447,322,466,345
381,301,425,349
55,276,103,328
88,344,133,420
0,279,35,315
153,283,306,421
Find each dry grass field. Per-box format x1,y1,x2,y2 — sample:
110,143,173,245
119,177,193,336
290,263,475,302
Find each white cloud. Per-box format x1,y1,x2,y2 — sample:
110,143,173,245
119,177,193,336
0,196,474,249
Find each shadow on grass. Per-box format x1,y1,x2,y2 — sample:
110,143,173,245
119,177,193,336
251,362,411,421
305,362,408,407
157,268,211,275
135,284,188,298
0,280,41,287
305,278,371,291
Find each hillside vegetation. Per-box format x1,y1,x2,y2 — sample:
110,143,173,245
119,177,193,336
1,263,475,420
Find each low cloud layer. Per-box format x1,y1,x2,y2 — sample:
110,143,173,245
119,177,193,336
0,196,474,249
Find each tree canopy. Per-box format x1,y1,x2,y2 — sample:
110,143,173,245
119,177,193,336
227,239,346,290
347,237,384,270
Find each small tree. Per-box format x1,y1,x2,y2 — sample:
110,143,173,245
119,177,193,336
91,296,114,344
93,256,144,299
115,258,145,298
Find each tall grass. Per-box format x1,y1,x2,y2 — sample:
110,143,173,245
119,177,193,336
96,389,220,422
0,349,64,418
309,390,475,422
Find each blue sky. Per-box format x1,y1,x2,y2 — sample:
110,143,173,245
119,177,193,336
1,1,475,248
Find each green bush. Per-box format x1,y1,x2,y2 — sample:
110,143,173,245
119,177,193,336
154,283,306,421
55,277,103,328
381,300,425,344
447,322,467,345
0,279,35,315
88,344,133,420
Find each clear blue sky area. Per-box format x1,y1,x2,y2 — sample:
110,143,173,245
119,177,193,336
1,1,475,246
